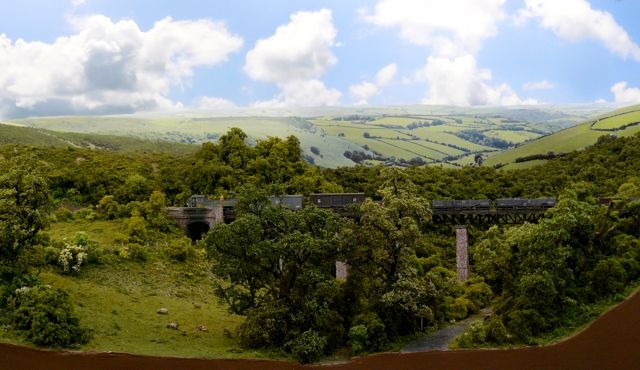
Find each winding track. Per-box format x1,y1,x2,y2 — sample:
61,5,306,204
2,288,640,370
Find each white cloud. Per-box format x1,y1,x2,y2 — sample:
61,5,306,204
517,0,640,61
611,81,640,104
245,9,341,107
349,82,378,106
252,79,341,108
365,0,506,57
195,96,237,109
417,55,536,106
523,80,555,91
0,15,243,117
365,0,531,106
71,0,86,6
349,63,397,105
375,63,397,87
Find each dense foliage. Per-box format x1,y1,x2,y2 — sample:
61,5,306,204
1,127,640,359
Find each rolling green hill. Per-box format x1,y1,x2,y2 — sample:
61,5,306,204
2,104,619,168
484,104,640,169
0,123,198,155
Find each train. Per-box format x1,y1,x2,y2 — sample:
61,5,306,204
188,194,559,214
431,198,557,215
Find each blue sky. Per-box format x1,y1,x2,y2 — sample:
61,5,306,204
1,0,640,117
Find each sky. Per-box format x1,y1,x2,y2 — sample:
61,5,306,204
1,0,640,118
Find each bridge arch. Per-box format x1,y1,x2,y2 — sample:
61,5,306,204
186,221,210,242
165,206,223,242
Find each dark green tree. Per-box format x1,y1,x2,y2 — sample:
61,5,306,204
347,168,443,338
0,154,52,275
203,186,349,349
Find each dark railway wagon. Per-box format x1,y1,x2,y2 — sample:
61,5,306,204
188,195,303,209
495,198,556,211
269,195,304,209
432,199,491,214
309,193,365,208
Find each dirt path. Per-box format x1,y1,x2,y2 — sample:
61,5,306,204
2,291,640,370
401,309,490,353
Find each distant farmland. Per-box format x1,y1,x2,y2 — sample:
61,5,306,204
4,105,611,168
484,104,640,169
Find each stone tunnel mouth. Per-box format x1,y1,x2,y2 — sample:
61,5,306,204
186,221,210,242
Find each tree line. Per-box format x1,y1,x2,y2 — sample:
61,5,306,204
1,129,639,361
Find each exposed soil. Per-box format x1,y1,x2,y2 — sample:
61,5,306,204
2,290,640,370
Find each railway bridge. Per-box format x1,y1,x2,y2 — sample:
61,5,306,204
166,194,557,282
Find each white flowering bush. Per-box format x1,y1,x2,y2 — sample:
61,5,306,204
58,244,87,274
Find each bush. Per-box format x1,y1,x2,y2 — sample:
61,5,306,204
505,309,545,342
72,232,104,264
126,215,148,244
119,243,147,261
447,296,471,321
348,324,368,355
58,244,87,274
484,315,510,344
454,322,486,347
352,312,387,352
289,329,326,364
464,278,493,312
95,195,120,220
74,206,95,220
237,305,290,348
53,207,74,222
589,257,627,297
6,285,92,348
164,238,194,262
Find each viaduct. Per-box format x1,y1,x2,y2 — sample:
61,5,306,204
166,194,556,283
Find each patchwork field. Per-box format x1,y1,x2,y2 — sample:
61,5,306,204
4,104,618,168
485,104,640,169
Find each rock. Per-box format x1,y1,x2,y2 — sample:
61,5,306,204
193,303,202,309
157,308,169,315
196,325,208,332
166,322,179,330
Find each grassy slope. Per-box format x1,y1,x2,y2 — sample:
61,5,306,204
0,123,198,155
29,219,262,359
484,104,640,169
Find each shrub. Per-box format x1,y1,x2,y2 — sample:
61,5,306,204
454,322,486,347
58,244,87,274
484,315,510,344
95,195,120,220
505,309,545,342
44,246,60,265
119,243,147,261
348,324,368,355
352,312,387,351
6,285,92,347
72,232,103,265
126,215,148,244
53,207,74,222
447,296,470,321
289,329,327,364
74,206,95,220
164,238,194,262
589,257,627,297
464,278,493,312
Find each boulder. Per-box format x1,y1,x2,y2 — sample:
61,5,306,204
167,322,179,330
